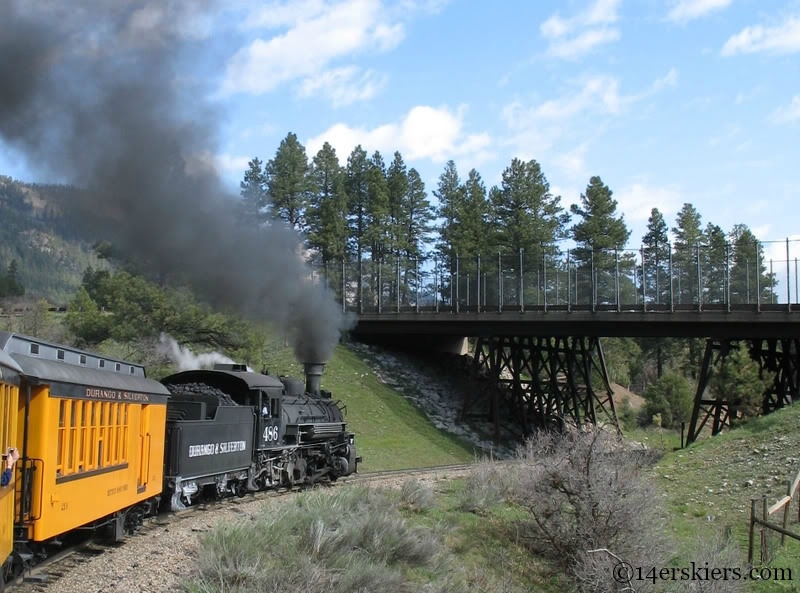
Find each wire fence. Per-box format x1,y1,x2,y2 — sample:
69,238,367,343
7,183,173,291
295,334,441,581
311,239,800,313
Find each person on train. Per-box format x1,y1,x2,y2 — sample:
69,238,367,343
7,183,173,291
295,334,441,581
1,447,19,487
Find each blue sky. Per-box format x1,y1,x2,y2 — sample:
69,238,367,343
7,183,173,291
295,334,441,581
2,0,799,264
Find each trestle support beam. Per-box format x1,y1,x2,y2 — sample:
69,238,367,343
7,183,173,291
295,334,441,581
462,335,620,440
687,338,800,444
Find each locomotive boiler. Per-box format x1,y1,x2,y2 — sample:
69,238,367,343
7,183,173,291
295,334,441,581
161,361,360,510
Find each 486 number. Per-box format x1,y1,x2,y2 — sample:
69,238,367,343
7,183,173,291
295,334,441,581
263,426,280,442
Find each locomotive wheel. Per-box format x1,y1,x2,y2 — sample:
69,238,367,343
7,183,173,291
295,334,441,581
230,481,246,498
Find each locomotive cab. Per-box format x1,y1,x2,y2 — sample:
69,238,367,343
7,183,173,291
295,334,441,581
256,389,281,449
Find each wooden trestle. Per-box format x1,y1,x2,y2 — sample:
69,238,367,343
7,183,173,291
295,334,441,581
462,336,621,440
687,338,800,444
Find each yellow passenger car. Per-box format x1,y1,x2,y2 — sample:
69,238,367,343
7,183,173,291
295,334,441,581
0,332,169,554
1,348,22,591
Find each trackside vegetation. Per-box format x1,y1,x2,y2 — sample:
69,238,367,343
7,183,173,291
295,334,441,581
184,416,800,593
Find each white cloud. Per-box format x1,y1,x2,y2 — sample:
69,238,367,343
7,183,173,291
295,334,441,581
770,95,800,123
615,183,683,223
221,0,408,98
298,66,387,107
501,68,677,156
721,16,800,56
751,224,772,241
667,0,732,23
306,105,493,166
215,153,253,174
239,122,277,140
540,0,621,59
546,28,621,59
553,144,588,177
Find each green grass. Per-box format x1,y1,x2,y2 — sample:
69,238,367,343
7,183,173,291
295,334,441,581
260,341,476,472
652,404,800,592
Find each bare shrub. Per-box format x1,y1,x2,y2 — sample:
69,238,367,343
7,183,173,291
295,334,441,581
457,456,517,514
668,531,747,593
399,478,435,513
511,427,671,593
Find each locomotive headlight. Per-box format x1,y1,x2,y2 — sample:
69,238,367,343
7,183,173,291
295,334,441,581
348,434,354,445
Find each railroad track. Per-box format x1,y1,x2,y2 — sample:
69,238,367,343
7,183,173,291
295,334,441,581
346,462,474,482
4,462,479,591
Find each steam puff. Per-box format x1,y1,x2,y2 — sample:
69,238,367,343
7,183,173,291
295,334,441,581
158,333,249,372
0,0,351,362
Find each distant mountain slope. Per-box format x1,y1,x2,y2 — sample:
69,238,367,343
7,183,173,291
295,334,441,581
0,175,109,304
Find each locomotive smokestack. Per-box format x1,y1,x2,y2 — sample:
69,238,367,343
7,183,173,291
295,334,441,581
303,363,325,396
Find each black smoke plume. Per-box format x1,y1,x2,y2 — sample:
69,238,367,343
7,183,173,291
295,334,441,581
0,1,354,363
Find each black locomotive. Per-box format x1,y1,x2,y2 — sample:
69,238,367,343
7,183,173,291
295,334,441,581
161,362,361,510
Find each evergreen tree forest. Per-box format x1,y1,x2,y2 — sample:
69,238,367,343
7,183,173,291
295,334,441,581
234,133,788,424
242,132,779,314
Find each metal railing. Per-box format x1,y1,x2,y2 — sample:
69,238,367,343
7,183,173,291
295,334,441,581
310,239,800,313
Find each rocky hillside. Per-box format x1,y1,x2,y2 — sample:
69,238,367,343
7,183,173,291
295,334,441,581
0,176,107,304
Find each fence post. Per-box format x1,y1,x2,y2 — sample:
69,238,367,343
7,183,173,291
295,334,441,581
519,248,524,312
567,249,571,312
415,257,420,313
590,248,596,312
455,255,460,314
749,498,756,565
359,260,364,314
669,242,674,311
761,495,768,564
434,258,439,313
641,245,647,312
787,238,792,311
615,247,620,312
498,252,502,313
477,254,481,314
782,479,791,546
696,242,703,312
726,243,731,312
543,249,547,312
756,240,761,311
378,258,383,314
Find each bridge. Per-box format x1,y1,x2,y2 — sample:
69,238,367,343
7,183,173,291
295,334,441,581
314,241,800,445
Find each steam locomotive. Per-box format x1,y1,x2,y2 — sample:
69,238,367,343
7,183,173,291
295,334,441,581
0,331,359,586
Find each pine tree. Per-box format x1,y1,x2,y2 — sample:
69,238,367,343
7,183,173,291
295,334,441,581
266,132,313,230
365,151,390,263
461,169,492,257
239,157,268,225
702,223,729,304
710,343,775,420
386,151,409,257
5,260,24,297
434,160,464,265
671,203,703,304
345,145,370,262
401,168,434,259
0,257,6,297
570,176,633,304
307,142,349,265
492,159,568,263
729,224,777,304
642,208,671,304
